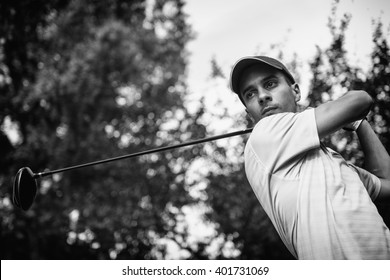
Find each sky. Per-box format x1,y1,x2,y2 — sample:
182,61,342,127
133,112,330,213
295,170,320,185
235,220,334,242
182,0,390,123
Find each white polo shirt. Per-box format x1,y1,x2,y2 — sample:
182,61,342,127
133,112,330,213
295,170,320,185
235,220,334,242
244,108,390,259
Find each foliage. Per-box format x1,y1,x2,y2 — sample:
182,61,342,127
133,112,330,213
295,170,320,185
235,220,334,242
0,0,209,259
307,3,390,226
365,21,390,226
203,140,295,259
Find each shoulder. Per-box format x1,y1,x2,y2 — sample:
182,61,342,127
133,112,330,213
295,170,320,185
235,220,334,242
250,109,316,142
246,109,320,173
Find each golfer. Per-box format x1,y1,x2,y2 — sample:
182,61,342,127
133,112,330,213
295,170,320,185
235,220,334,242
230,56,390,259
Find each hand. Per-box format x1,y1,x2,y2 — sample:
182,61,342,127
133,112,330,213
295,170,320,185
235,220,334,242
343,119,364,131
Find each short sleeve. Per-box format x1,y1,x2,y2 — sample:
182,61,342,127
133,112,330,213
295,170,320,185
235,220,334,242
348,164,382,201
248,108,320,174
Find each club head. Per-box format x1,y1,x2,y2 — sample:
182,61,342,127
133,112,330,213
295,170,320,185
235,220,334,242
13,167,38,211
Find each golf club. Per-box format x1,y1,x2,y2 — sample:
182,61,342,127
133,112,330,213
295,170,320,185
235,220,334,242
13,127,253,211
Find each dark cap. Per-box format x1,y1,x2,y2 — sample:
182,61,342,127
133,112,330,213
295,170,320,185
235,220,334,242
230,56,295,102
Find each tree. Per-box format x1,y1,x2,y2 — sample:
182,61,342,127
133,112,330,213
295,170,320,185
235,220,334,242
307,3,367,165
307,3,390,227
1,0,209,259
364,21,390,226
204,146,295,259
199,58,295,259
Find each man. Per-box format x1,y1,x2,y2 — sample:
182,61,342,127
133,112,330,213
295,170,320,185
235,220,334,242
229,55,390,259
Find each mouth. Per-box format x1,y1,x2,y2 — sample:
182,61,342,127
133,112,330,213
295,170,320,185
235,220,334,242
262,106,278,116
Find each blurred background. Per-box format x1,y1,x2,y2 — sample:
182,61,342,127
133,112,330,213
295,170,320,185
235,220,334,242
0,0,389,259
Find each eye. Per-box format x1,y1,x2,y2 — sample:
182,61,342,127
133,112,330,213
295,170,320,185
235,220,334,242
265,80,278,89
244,90,256,100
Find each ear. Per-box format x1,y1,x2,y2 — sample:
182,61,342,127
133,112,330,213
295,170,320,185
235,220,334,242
291,83,301,103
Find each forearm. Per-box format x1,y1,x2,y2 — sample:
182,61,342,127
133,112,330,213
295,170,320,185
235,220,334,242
356,120,390,179
315,90,373,139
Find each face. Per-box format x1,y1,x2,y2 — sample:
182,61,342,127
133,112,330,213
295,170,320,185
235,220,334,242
238,64,301,124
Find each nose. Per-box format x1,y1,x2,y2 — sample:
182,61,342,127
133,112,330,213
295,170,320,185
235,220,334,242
258,91,272,105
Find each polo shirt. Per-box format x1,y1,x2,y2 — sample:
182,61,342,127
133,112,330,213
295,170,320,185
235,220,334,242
244,108,390,259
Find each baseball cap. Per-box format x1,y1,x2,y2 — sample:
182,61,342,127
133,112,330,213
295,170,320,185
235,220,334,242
230,56,295,102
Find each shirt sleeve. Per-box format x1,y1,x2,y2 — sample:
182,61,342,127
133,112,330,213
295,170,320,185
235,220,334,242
348,164,382,201
248,108,320,175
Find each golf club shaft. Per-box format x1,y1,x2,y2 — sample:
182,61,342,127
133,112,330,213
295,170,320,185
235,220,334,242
34,127,253,178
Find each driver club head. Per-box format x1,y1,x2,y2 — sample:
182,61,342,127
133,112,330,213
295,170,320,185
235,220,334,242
13,167,38,211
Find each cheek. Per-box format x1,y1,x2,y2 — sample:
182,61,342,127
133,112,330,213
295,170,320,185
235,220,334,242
247,105,262,121
276,92,296,110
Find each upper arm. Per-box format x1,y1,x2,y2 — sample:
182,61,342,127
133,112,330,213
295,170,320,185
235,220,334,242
314,90,373,139
351,164,390,203
377,178,390,203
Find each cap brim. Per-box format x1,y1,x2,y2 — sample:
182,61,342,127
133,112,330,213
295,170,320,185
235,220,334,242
230,57,284,94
